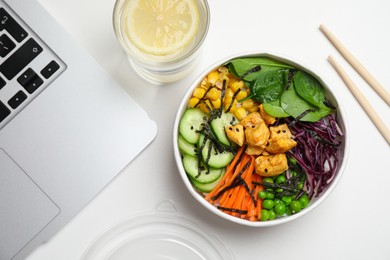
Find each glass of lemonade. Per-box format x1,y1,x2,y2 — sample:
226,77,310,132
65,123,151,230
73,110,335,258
113,0,210,84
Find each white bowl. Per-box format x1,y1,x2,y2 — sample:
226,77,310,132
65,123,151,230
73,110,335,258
173,51,349,227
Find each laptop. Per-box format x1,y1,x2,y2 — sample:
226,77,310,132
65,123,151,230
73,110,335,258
0,0,157,259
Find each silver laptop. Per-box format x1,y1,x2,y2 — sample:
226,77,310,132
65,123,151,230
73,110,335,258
0,0,157,259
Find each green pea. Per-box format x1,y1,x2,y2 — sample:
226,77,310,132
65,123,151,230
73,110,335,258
275,188,284,193
262,199,275,209
260,209,269,221
288,157,297,165
297,182,304,190
263,177,274,184
274,198,282,205
286,207,292,215
274,203,287,216
290,200,302,213
258,190,267,200
299,194,310,209
266,192,274,200
282,196,292,205
268,209,276,220
275,175,286,184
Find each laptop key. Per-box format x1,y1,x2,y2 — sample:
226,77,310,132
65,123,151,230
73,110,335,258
0,101,10,122
0,33,16,57
8,90,27,109
41,60,60,79
17,68,43,94
0,38,43,80
0,8,28,42
0,76,5,90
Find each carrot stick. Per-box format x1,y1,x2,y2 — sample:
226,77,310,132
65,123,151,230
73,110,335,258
225,145,246,174
204,148,244,201
204,147,265,221
205,152,250,202
228,183,248,217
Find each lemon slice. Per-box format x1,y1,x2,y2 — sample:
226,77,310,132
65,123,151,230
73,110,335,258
123,0,200,56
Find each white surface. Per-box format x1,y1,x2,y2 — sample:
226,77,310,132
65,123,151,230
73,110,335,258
28,0,390,259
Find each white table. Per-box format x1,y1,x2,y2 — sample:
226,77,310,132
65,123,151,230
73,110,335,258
28,0,390,259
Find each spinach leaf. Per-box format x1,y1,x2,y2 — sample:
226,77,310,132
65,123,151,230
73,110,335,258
225,56,334,122
262,99,289,118
227,57,294,81
294,71,328,109
281,84,332,122
247,69,286,103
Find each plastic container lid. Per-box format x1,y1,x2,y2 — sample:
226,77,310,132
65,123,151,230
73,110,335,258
82,200,234,260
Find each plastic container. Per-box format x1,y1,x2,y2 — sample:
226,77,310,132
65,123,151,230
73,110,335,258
82,200,234,260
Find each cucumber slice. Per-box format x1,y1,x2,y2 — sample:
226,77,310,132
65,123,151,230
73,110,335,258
198,134,234,169
190,169,225,193
179,108,208,144
178,134,197,156
182,154,222,184
210,111,238,146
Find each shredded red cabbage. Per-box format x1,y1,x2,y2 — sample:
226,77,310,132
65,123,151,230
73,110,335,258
282,113,344,199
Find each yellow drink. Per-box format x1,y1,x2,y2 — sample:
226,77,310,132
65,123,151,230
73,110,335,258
113,0,210,84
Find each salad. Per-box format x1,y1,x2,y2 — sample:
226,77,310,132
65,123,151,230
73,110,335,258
178,56,344,222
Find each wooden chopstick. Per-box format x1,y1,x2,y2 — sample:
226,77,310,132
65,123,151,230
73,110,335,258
328,55,390,145
320,24,390,106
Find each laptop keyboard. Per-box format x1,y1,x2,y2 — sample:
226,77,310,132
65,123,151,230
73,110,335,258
0,4,66,129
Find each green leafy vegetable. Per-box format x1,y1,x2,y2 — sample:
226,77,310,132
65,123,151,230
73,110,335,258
246,69,286,103
226,56,334,122
294,71,328,109
262,99,289,118
227,57,294,81
280,85,332,122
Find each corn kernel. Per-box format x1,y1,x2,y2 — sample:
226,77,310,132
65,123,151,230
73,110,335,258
199,103,208,113
236,90,248,101
242,99,255,109
219,73,230,83
247,105,259,112
205,99,213,109
211,99,221,109
234,107,247,120
215,79,227,89
207,71,219,85
193,87,206,99
200,100,212,113
227,104,237,113
224,97,232,107
230,80,244,93
199,79,209,90
189,97,200,108
228,78,237,88
205,88,221,101
225,88,234,99
218,66,229,75
224,99,237,112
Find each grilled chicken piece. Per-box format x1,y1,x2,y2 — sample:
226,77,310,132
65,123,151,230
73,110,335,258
255,153,289,177
266,138,297,154
245,145,264,156
265,123,297,154
245,123,270,148
240,112,264,128
225,124,245,146
269,124,293,139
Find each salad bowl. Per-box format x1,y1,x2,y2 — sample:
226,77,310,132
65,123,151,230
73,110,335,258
173,51,349,226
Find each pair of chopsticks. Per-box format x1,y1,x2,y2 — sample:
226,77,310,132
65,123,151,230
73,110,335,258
319,24,390,145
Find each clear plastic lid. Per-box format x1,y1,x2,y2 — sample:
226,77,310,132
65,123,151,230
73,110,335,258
82,200,234,260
